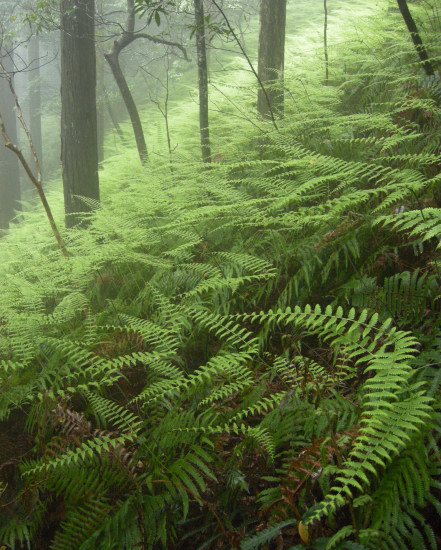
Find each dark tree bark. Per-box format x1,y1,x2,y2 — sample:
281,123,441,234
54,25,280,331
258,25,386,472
257,0,287,119
28,36,43,177
396,0,435,77
0,50,21,230
194,0,211,163
61,0,100,228
96,0,104,165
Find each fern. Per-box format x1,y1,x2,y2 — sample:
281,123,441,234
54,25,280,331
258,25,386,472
240,519,296,550
1,0,441,547
246,305,434,544
377,207,441,249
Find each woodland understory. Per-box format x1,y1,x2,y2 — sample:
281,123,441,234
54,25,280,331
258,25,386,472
1,1,441,549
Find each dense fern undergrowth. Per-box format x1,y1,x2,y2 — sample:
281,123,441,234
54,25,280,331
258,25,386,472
2,1,441,549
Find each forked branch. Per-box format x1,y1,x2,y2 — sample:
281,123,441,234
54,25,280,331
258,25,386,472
0,62,68,258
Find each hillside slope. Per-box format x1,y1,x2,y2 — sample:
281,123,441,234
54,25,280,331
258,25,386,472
1,1,441,549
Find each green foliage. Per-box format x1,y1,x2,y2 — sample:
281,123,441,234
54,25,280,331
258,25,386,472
240,519,296,550
1,0,441,548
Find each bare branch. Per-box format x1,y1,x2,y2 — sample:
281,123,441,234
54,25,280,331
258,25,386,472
0,62,68,258
131,33,190,61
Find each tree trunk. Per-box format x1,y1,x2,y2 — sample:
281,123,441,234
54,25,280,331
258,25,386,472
396,0,435,77
0,50,21,230
104,89,126,143
28,36,43,177
324,0,329,84
60,0,100,228
194,0,211,163
257,0,287,119
104,49,148,164
96,55,104,166
104,0,148,164
104,0,189,165
96,0,104,165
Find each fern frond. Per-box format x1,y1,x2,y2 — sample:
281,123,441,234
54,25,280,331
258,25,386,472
240,519,296,550
376,207,441,247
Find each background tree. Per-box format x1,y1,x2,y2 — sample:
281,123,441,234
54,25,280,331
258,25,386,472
60,0,100,228
257,0,287,119
28,34,43,176
396,0,435,77
104,0,189,165
324,0,329,84
0,49,20,230
194,0,211,163
0,58,68,257
143,51,175,172
134,0,249,163
19,0,64,181
104,0,149,164
96,0,105,165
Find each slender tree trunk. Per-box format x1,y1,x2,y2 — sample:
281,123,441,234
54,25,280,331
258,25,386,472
194,0,211,163
211,0,278,131
28,36,43,177
396,0,435,77
104,0,148,164
105,49,148,164
96,56,104,166
0,50,21,230
104,89,126,143
164,68,174,174
61,0,100,228
257,0,287,119
160,57,174,173
324,0,329,84
96,0,105,165
104,0,188,165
